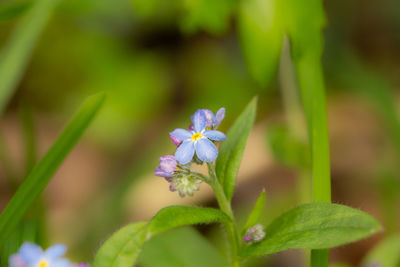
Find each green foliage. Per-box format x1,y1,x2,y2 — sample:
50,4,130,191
148,206,230,235
93,206,230,266
266,125,310,168
93,222,148,267
243,189,266,231
180,0,236,34
0,0,31,22
362,234,400,267
0,0,57,115
216,97,257,201
241,203,381,257
139,227,228,267
238,0,282,86
0,93,105,243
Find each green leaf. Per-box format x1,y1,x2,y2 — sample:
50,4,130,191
180,0,236,35
241,203,382,257
139,227,228,267
362,234,400,267
243,189,266,231
93,222,148,267
238,0,282,86
0,0,57,116
281,0,326,60
266,125,310,168
0,93,105,243
148,206,230,236
216,97,257,201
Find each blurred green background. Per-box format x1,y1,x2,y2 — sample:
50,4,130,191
0,0,399,266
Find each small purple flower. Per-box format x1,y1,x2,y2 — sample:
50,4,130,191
10,242,70,267
154,155,178,178
170,110,226,164
190,108,225,129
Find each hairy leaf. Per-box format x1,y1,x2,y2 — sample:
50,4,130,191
243,189,266,231
0,93,105,242
93,222,148,267
148,206,230,235
241,203,381,257
216,97,257,201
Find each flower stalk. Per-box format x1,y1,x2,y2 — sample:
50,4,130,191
207,162,241,267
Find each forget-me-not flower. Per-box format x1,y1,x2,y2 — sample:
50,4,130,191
154,155,178,179
170,110,226,164
9,242,70,267
191,108,225,129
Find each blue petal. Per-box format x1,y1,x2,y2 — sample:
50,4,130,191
175,140,195,164
50,258,70,267
19,242,42,263
191,110,206,132
170,129,192,141
44,244,66,260
203,130,226,141
195,138,218,162
215,108,225,126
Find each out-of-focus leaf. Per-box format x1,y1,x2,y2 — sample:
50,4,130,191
0,93,105,243
362,234,400,267
216,97,257,201
243,189,266,231
139,227,228,267
238,0,282,86
0,0,57,116
148,206,230,235
282,0,326,60
0,0,31,22
180,0,236,35
267,124,310,168
241,203,381,257
93,222,148,267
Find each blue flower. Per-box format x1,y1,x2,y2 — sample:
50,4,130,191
170,110,226,164
10,242,70,267
191,108,225,129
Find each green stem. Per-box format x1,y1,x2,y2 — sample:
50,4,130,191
295,41,331,266
207,163,241,267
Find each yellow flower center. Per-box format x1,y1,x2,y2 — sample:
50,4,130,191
191,132,203,141
37,260,49,267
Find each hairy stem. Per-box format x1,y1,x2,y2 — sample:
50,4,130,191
207,162,241,267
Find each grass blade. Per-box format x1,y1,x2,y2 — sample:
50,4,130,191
0,93,105,242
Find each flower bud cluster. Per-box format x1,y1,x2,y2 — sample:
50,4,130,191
243,224,266,243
